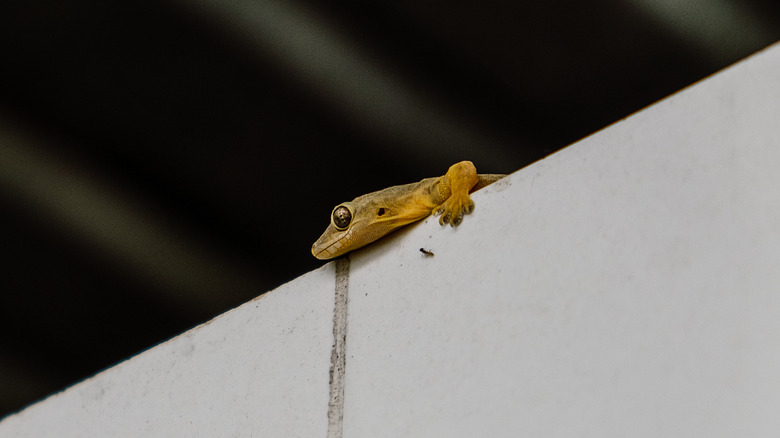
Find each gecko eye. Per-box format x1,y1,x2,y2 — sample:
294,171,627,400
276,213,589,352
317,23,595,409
331,205,352,230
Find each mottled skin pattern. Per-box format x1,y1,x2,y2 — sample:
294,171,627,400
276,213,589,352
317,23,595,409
312,161,505,260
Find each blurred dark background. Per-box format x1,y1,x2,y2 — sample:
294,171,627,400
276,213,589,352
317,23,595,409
0,0,777,418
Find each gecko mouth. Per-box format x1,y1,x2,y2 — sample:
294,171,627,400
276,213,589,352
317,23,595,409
312,233,345,260
311,244,330,259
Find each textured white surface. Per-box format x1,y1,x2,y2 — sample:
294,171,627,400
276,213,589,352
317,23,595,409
343,43,780,437
0,264,336,438
2,42,780,438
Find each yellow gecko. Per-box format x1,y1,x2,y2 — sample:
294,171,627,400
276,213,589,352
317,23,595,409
312,161,505,260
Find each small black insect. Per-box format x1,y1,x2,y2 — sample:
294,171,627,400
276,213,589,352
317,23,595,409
419,248,434,256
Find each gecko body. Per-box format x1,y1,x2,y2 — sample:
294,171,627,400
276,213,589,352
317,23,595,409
312,161,504,260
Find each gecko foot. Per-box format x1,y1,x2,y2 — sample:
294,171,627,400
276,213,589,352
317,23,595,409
433,193,475,227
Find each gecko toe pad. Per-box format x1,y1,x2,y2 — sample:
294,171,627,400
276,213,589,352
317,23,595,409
434,194,475,227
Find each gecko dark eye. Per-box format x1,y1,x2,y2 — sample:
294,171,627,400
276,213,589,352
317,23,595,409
377,208,386,216
332,205,352,230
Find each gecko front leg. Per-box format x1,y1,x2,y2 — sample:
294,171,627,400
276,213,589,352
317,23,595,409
432,161,479,227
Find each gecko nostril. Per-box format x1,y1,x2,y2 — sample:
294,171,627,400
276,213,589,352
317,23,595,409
377,208,386,216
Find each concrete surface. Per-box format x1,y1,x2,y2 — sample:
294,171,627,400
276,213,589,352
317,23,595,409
343,42,780,437
0,264,337,438
2,42,779,437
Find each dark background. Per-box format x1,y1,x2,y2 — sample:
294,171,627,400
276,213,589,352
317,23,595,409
1,0,778,418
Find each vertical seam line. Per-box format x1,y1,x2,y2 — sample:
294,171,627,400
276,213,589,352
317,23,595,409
327,257,349,438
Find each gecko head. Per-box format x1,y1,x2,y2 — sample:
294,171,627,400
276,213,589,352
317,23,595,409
311,201,399,260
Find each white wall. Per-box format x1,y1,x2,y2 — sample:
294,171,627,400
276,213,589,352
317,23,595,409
2,42,779,437
0,265,338,438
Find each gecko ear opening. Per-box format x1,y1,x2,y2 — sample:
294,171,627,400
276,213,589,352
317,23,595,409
331,204,353,230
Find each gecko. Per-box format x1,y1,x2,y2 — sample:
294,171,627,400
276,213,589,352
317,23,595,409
312,161,505,260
